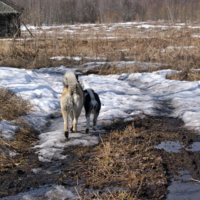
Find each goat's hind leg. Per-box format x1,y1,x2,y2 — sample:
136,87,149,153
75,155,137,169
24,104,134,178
69,110,79,133
93,111,99,130
61,110,69,138
73,111,81,132
69,111,74,132
85,112,90,133
73,116,78,132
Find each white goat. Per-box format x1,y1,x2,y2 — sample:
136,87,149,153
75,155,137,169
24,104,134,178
60,71,84,138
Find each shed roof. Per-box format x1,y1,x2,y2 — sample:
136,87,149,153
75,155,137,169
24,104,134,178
0,0,24,14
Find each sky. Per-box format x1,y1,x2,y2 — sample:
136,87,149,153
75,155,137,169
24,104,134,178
2,22,200,199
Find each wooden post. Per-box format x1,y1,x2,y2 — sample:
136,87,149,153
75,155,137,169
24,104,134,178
21,20,34,37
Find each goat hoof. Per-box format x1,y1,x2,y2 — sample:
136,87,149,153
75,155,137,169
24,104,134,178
86,129,89,133
64,131,69,138
70,127,74,133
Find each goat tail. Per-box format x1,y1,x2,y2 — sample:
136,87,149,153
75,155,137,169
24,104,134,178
69,84,77,96
63,71,78,95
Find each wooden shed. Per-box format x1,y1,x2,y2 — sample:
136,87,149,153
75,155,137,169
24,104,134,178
0,0,24,37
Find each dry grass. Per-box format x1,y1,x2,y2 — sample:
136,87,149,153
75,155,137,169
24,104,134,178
0,120,39,172
1,22,200,81
82,122,166,199
0,88,34,169
166,68,200,81
65,118,170,199
0,88,33,121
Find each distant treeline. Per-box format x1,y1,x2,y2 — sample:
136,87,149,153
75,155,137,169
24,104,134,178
13,0,200,25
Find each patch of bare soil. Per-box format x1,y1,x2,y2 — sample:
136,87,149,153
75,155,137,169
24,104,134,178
1,116,200,199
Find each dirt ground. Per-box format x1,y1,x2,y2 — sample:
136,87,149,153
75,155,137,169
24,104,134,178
1,116,200,199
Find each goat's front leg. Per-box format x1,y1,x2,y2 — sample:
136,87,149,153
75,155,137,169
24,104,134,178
61,110,69,138
69,111,74,132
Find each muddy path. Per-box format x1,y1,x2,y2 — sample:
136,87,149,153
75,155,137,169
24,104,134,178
1,114,200,199
0,110,107,199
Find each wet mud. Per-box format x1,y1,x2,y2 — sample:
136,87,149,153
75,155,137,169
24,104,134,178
0,148,79,198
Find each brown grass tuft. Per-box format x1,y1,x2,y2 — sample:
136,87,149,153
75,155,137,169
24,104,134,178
0,88,33,121
0,120,39,172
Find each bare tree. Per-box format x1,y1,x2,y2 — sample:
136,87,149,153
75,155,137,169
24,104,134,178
11,0,200,25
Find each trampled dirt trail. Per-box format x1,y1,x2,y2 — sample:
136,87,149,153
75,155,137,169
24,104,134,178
2,114,200,199
0,110,107,199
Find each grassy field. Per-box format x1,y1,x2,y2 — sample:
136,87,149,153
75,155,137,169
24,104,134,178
1,22,200,80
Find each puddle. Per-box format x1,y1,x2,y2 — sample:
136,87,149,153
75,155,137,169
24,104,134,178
187,142,200,152
154,141,184,153
0,183,124,200
0,185,55,200
167,170,200,200
0,185,78,200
